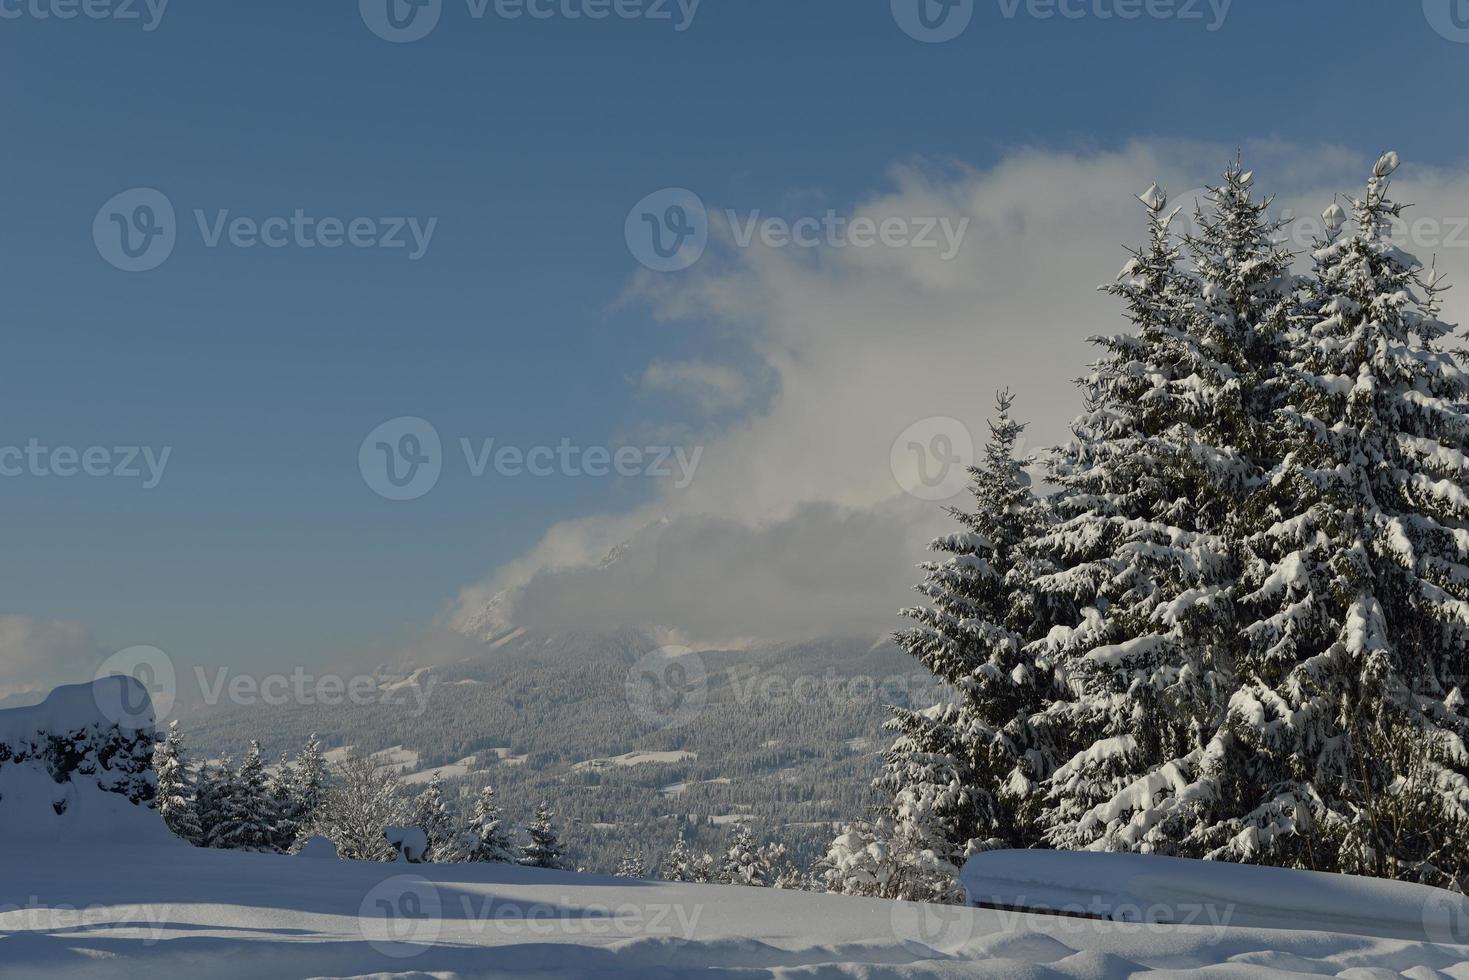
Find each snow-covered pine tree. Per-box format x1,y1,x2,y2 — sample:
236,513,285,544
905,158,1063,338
1032,162,1291,855
197,757,234,849
151,720,201,845
267,755,300,853
614,853,646,878
660,831,695,881
211,741,282,852
851,391,1055,902
718,825,769,886
660,831,714,882
290,733,329,847
466,783,516,863
519,801,565,870
1217,153,1469,887
412,771,463,863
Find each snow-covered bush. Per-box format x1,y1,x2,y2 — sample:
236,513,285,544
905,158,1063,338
0,677,167,844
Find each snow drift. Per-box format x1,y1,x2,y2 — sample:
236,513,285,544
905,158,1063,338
962,849,1469,945
3,841,1468,978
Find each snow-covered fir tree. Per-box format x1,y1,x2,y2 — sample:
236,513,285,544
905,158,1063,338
1215,153,1469,886
1032,162,1293,855
660,831,714,882
660,832,696,881
689,850,716,883
267,756,300,853
519,801,565,870
717,825,763,885
151,720,201,845
196,758,234,849
290,733,329,847
614,853,646,878
412,772,463,863
883,391,1055,870
210,741,283,852
466,784,516,863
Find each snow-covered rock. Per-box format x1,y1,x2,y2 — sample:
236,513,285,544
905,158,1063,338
0,676,169,844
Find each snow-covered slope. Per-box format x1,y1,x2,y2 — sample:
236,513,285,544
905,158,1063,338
2,841,1466,979
0,676,169,845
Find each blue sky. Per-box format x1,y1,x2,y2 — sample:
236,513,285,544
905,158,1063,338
3,0,1469,683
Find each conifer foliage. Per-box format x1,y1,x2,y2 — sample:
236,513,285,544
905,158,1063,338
151,720,202,845
1221,153,1469,884
413,771,464,863
519,801,565,870
466,784,516,864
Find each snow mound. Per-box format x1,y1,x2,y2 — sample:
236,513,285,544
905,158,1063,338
962,849,1469,943
296,835,338,859
0,676,171,845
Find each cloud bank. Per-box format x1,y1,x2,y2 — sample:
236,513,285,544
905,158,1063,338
0,616,102,706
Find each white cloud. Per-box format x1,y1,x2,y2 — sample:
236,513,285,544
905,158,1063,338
0,616,101,704
448,140,1469,647
641,359,750,413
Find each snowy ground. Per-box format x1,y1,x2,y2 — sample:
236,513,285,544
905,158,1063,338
3,843,1468,979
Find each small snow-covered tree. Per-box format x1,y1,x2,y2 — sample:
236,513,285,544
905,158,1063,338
151,721,201,845
290,733,330,846
717,825,777,886
614,853,646,878
756,838,803,890
660,831,713,882
267,755,301,852
412,772,464,863
197,758,235,849
465,783,516,863
519,801,565,870
689,850,716,883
